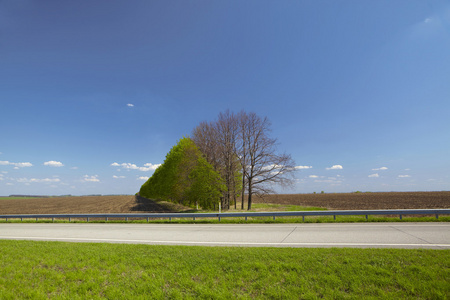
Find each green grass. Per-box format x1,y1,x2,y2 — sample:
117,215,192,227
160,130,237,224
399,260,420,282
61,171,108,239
1,215,449,224
0,240,448,299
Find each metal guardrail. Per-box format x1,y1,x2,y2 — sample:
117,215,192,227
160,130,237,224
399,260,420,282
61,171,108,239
0,209,449,222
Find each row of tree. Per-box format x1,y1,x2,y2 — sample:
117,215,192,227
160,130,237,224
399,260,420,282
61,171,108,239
139,110,296,210
139,137,223,209
192,110,295,210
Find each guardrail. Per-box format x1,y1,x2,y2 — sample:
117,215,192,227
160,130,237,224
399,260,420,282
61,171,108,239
1,209,449,222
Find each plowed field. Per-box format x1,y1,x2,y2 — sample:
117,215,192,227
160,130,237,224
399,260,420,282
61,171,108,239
252,191,450,210
0,192,449,214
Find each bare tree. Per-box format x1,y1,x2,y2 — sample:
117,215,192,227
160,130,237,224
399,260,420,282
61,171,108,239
192,113,242,210
237,112,295,210
194,110,295,210
215,110,241,209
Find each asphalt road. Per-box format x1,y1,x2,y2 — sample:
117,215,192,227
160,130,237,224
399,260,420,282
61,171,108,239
0,223,449,249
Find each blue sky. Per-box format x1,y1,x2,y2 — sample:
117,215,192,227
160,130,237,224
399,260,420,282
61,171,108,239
1,0,449,196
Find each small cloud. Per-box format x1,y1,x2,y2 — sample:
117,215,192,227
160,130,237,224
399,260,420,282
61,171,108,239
0,161,33,168
127,103,134,107
137,176,149,181
424,18,432,23
43,161,64,167
143,163,162,171
70,167,78,170
309,175,319,178
368,173,379,178
398,175,411,178
326,165,343,170
372,167,388,171
113,175,126,179
83,175,100,182
16,177,60,183
295,166,312,170
111,162,161,172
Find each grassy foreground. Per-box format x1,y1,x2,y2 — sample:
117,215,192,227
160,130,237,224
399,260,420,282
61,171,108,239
0,240,448,299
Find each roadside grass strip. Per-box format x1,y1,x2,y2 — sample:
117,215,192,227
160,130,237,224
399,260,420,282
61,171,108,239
1,215,449,224
0,240,448,299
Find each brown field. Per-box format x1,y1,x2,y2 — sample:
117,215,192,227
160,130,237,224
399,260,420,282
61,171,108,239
0,191,449,214
252,191,450,210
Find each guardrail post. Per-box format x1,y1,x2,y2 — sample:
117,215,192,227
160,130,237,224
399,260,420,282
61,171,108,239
333,215,336,220
365,215,368,220
273,215,276,221
126,217,128,222
87,217,89,222
52,218,54,223
245,216,247,221
69,217,71,222
302,216,305,222
399,215,402,220
169,217,172,221
193,217,196,221
219,216,221,222
106,217,108,222
147,217,149,222
436,214,439,219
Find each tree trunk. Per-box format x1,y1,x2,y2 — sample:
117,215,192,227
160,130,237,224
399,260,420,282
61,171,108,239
247,182,252,210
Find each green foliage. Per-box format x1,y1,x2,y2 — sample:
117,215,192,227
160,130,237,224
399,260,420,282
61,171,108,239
139,137,223,209
1,240,448,299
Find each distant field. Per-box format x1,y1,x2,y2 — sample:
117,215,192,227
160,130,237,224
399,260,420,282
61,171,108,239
0,191,449,214
252,191,450,210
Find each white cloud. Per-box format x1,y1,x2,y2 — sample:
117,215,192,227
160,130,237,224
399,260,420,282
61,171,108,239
309,175,319,178
70,167,78,170
424,18,432,23
16,177,61,183
398,175,411,178
16,162,32,167
83,175,100,182
372,167,388,171
113,175,126,179
137,176,149,181
43,161,64,167
127,103,134,107
295,166,312,170
368,173,379,178
0,161,33,168
143,163,162,170
111,162,161,172
326,165,343,170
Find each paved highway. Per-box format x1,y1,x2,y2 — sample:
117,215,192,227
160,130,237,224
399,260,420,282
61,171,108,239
0,223,449,249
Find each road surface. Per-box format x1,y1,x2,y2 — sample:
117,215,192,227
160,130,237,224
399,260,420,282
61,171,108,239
0,223,449,249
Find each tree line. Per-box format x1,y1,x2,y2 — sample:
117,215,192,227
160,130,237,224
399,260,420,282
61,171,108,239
139,110,296,210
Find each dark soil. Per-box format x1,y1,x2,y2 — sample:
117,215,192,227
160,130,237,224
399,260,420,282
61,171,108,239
251,191,450,210
0,195,180,214
0,191,449,214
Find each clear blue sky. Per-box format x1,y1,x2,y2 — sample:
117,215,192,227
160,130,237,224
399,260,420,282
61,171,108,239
1,0,449,196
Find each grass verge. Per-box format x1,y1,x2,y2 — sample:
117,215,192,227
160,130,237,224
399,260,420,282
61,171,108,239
0,240,448,299
1,215,449,224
